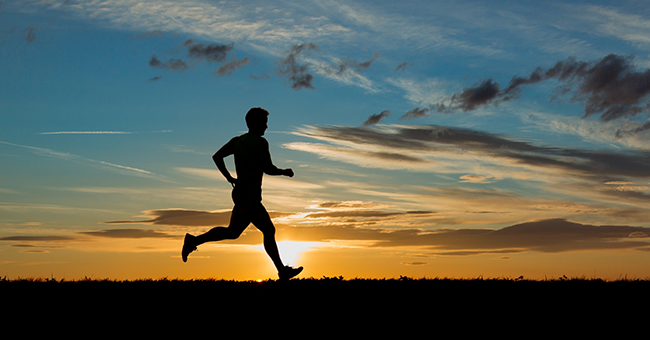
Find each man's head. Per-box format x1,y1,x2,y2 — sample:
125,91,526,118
245,107,269,136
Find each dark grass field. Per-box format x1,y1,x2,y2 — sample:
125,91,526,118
5,276,649,335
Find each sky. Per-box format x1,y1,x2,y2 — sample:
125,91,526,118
1,0,650,281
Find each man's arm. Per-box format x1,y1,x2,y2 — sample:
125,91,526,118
265,165,294,177
213,143,237,186
261,138,294,178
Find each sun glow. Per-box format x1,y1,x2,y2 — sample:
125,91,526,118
252,241,320,266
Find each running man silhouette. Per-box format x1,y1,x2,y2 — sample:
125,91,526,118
181,107,303,280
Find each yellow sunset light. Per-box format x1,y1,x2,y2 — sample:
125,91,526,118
252,241,320,267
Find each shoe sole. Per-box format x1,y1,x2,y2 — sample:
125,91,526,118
279,267,303,280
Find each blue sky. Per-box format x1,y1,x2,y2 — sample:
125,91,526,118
1,0,650,280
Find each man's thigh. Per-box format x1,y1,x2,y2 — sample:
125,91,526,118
249,203,275,235
227,204,253,237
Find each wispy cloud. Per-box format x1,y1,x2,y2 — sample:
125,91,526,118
215,55,250,76
386,77,449,108
105,208,293,227
19,0,500,94
285,124,650,213
0,141,158,178
80,228,177,239
573,5,650,51
98,161,153,175
289,124,650,179
520,110,650,150
39,131,133,135
38,130,172,135
275,43,320,90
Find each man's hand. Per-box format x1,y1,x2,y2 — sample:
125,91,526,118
283,168,294,178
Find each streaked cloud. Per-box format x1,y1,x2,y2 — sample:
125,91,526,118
215,55,249,76
0,141,158,178
574,5,650,51
386,77,449,108
105,208,295,227
80,228,177,239
285,123,650,220
98,161,153,175
91,203,650,255
520,110,650,150
287,124,650,181
38,130,172,135
0,235,75,242
459,175,498,184
39,131,133,135
285,218,650,254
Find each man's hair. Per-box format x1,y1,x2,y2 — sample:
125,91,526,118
245,107,269,128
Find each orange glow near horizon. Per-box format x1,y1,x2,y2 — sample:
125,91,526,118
251,240,322,267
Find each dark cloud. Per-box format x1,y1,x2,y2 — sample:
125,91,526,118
185,40,234,63
149,55,189,71
215,56,249,76
275,43,320,90
435,249,524,256
250,72,270,80
102,205,650,254
439,54,650,121
442,79,501,112
147,40,239,75
615,120,650,138
326,53,380,75
295,124,650,180
401,261,428,266
363,110,391,126
148,76,162,82
80,228,176,239
400,107,429,120
396,61,413,72
282,218,650,254
0,235,75,242
24,26,36,44
105,208,294,227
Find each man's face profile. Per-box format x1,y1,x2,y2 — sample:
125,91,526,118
249,117,268,136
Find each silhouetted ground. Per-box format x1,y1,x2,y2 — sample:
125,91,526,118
5,276,648,335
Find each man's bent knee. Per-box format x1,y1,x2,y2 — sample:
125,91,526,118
222,226,245,240
260,225,276,238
